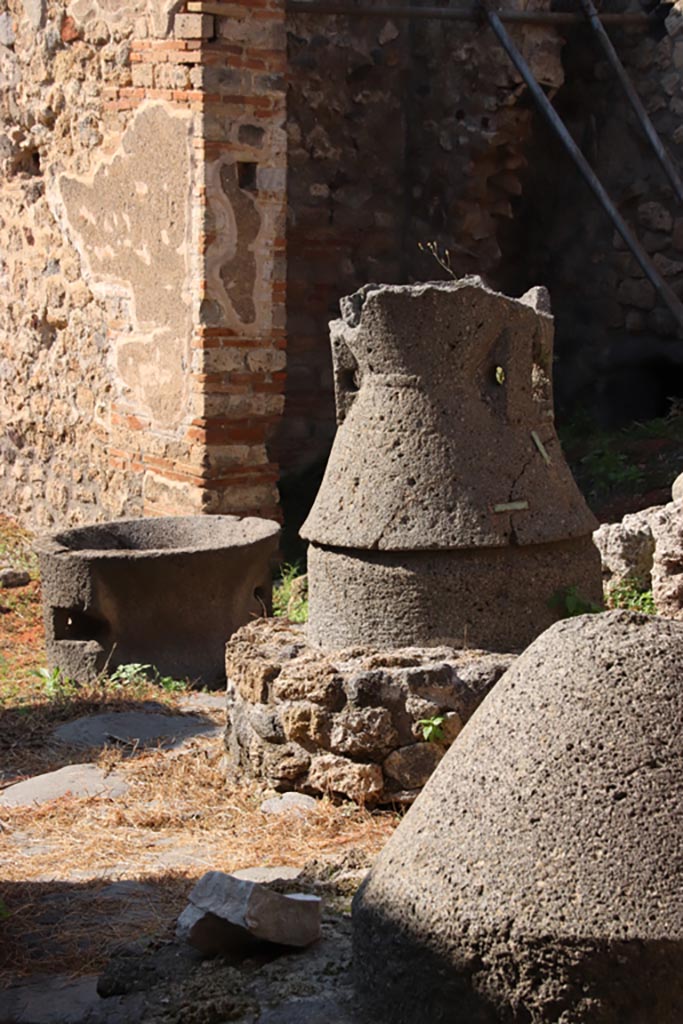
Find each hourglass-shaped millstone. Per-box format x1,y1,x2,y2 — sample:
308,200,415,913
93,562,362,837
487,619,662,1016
301,279,602,651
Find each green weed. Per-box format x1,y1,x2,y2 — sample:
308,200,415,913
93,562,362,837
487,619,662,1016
417,715,446,743
606,581,656,615
273,563,308,623
107,663,188,693
579,449,644,498
32,666,80,700
550,586,602,618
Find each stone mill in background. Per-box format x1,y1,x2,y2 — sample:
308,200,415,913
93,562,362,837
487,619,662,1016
301,278,602,651
224,278,603,805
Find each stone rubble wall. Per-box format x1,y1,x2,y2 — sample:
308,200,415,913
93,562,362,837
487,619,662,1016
594,492,683,621
1,0,286,528
8,0,677,525
501,8,683,421
276,4,564,477
225,617,516,805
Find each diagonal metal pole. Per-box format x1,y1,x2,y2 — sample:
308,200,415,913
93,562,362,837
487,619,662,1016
578,0,683,204
478,1,683,336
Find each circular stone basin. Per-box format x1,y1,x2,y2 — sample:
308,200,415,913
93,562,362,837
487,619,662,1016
35,515,280,689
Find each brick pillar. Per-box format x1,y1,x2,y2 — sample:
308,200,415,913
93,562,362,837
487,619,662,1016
100,2,287,520
187,1,287,520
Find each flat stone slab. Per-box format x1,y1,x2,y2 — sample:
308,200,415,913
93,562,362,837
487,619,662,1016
53,711,220,751
178,692,226,713
0,764,128,807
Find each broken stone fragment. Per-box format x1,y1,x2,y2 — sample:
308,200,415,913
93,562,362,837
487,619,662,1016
177,871,321,955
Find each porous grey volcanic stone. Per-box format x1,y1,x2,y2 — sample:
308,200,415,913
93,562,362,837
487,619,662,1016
353,611,683,1023
225,618,516,805
35,515,280,688
307,538,600,652
301,280,601,651
53,711,219,751
0,763,128,807
302,280,595,551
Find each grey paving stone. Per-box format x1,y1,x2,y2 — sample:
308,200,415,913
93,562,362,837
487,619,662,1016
0,764,128,808
52,711,220,751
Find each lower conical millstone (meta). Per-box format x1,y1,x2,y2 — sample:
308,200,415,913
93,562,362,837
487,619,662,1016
353,610,683,1023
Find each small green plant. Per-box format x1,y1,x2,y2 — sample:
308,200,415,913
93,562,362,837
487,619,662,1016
417,715,446,743
606,580,656,615
107,663,188,693
273,563,308,623
550,586,602,618
32,666,80,700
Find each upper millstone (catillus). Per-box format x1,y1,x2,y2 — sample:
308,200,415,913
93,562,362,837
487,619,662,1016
301,278,596,552
352,610,683,1023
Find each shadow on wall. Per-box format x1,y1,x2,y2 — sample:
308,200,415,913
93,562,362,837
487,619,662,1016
277,457,328,566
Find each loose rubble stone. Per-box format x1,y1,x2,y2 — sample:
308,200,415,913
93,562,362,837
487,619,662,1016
0,567,31,588
650,503,683,618
593,507,658,588
0,763,128,807
672,471,683,502
353,611,683,1023
177,871,322,954
637,199,673,232
225,618,516,805
53,711,220,751
259,792,318,817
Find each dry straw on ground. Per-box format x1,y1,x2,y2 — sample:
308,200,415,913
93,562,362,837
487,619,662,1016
0,514,398,982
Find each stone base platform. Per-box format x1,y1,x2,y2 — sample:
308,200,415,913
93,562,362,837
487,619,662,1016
224,619,516,806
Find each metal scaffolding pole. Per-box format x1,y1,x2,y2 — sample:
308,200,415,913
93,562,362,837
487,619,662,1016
578,0,683,204
479,1,683,335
